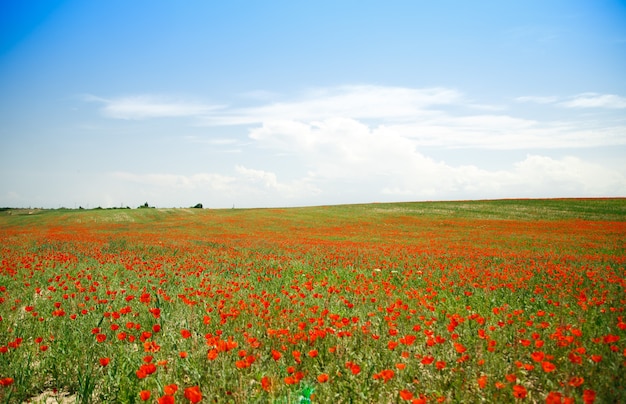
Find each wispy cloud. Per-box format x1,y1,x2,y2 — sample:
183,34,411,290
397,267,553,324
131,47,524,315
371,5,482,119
109,168,320,207
85,86,626,150
516,93,626,109
112,172,236,190
84,94,225,120
559,93,626,109
200,85,464,126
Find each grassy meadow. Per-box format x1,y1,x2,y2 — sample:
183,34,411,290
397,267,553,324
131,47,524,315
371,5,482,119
0,199,625,403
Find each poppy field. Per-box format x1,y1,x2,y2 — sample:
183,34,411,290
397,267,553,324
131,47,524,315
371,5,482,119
0,199,625,403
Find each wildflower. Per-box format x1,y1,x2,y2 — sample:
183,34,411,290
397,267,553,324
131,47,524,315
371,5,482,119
139,390,151,401
435,361,446,370
271,349,282,361
546,392,562,404
421,355,434,365
99,357,110,367
317,373,329,383
568,352,582,365
207,349,218,360
96,334,107,343
0,377,14,386
531,351,545,362
181,329,192,339
582,390,596,404
454,342,467,353
136,363,156,379
157,395,174,404
261,376,272,392
477,375,487,389
399,389,413,400
144,341,161,353
184,386,202,403
164,384,178,395
568,376,584,387
542,361,556,372
345,361,361,375
512,384,527,399
373,369,394,382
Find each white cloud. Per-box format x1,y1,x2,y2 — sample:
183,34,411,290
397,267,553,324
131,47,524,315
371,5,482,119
112,172,236,190
238,86,626,150
84,94,225,120
85,86,626,149
248,117,626,200
235,165,320,198
109,168,320,207
202,85,463,126
517,93,626,109
73,85,626,206
560,93,626,109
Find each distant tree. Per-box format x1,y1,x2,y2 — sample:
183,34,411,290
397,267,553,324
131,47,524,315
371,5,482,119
192,203,203,209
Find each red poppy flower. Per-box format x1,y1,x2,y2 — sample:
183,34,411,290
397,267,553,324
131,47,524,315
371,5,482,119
261,376,272,392
157,395,174,404
184,386,202,403
546,391,563,404
569,376,584,387
399,390,413,400
207,349,218,360
421,356,434,365
317,373,329,383
531,351,545,362
345,361,361,375
582,390,596,404
271,349,282,361
454,342,467,354
512,384,527,399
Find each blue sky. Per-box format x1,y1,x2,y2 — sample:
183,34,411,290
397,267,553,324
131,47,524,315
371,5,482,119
1,0,625,208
